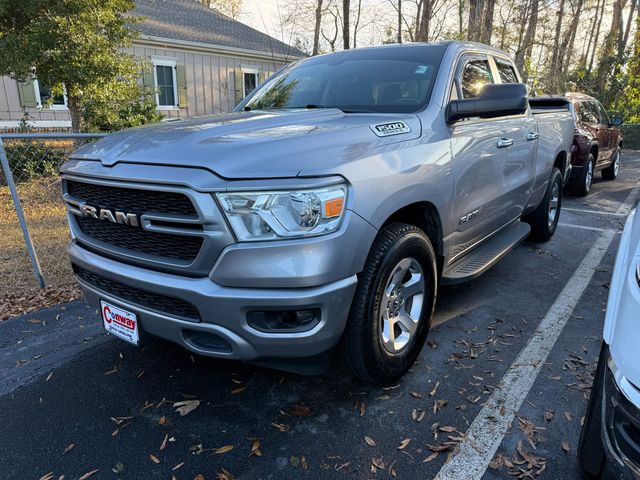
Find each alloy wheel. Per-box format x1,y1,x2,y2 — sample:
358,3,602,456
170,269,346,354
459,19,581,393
380,258,425,354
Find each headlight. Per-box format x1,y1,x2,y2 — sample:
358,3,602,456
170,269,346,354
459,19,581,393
216,184,346,241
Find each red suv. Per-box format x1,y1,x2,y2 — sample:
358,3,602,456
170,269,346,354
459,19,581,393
566,93,623,196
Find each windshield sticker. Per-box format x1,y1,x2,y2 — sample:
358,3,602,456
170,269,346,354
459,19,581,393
371,121,411,137
415,65,429,75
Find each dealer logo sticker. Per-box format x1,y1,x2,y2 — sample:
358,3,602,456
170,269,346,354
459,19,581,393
101,300,139,345
371,121,411,137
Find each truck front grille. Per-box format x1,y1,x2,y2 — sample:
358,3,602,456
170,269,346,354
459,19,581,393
75,216,203,261
66,180,204,264
67,180,197,216
73,265,200,321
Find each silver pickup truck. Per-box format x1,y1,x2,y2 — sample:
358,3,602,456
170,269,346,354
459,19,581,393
62,41,574,383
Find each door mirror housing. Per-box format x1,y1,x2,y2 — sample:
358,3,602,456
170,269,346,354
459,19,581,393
610,116,624,127
446,83,528,123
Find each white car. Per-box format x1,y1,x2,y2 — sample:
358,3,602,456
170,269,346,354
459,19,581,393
579,208,640,478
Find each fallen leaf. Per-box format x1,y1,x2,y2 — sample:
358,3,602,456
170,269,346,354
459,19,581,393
214,445,234,454
439,426,457,433
79,470,99,480
173,400,200,416
149,454,160,464
160,433,169,451
250,440,262,457
28,319,44,324
410,391,423,399
46,371,53,382
364,435,376,446
195,475,205,480
430,381,440,397
112,463,124,474
412,408,426,422
360,401,366,416
562,442,571,453
371,457,385,470
398,438,411,450
564,412,573,422
301,456,308,470
63,443,75,455
271,422,290,432
158,416,167,425
543,411,555,422
423,452,439,462
39,472,54,480
216,469,233,480
172,462,184,471
230,386,246,395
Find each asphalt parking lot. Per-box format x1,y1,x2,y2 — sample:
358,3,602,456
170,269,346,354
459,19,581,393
2,153,639,480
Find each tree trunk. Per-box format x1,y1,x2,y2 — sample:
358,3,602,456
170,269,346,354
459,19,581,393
549,0,566,92
559,0,584,82
353,0,362,47
397,0,402,42
468,0,480,41
589,0,606,72
459,0,465,36
480,0,495,44
621,0,637,54
416,0,433,41
67,89,82,133
342,0,350,49
596,0,627,89
515,0,538,82
313,0,324,56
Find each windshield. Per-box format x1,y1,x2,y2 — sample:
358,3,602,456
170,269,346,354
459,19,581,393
240,45,447,114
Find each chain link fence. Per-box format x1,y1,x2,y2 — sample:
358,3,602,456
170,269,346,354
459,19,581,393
0,133,106,313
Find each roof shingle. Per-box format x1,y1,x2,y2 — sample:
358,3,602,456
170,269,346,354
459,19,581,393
133,0,306,58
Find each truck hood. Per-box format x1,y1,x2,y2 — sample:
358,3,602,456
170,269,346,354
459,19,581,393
72,109,422,179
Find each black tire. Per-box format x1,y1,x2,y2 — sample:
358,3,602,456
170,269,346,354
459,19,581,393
572,153,596,197
578,342,608,478
524,167,563,242
339,223,437,384
602,147,621,181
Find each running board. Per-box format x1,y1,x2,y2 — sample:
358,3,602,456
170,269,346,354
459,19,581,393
441,221,531,285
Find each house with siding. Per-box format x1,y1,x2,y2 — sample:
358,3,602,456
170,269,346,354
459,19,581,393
0,0,305,131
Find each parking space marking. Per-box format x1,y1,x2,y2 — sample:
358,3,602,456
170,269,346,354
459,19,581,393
562,207,626,217
434,229,615,480
616,186,640,215
558,222,618,233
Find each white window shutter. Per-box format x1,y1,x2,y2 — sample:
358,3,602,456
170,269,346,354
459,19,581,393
234,69,244,104
18,80,38,108
175,65,188,108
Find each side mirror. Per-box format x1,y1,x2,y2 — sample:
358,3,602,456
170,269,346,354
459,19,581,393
446,83,528,123
610,116,623,126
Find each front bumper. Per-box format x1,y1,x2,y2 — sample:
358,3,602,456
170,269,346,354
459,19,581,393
69,242,358,362
602,346,640,478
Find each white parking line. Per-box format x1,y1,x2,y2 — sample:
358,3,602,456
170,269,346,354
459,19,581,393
558,222,618,233
562,207,625,217
616,186,640,215
434,229,616,480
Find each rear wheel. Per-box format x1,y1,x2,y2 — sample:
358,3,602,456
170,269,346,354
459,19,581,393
524,167,562,242
339,223,437,384
573,153,595,197
578,342,608,478
602,147,621,181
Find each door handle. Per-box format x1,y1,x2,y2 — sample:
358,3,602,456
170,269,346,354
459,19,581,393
497,138,514,148
526,132,539,141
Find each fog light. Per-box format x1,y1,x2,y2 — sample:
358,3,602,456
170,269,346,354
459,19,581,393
247,308,321,333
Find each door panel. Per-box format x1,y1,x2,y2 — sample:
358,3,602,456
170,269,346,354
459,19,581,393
503,115,536,219
450,120,510,261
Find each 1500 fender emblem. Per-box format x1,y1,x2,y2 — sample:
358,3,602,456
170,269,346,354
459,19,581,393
370,121,411,137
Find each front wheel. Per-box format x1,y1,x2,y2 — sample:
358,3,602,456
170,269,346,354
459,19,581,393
524,167,563,242
573,154,595,197
339,223,437,384
602,147,621,181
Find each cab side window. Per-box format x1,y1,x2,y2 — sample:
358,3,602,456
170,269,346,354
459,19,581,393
460,59,494,99
495,59,518,83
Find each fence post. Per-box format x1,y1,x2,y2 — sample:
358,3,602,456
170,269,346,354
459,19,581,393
0,135,46,289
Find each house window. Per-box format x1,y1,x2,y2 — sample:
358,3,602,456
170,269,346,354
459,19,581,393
34,80,67,109
243,70,259,97
153,59,178,108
